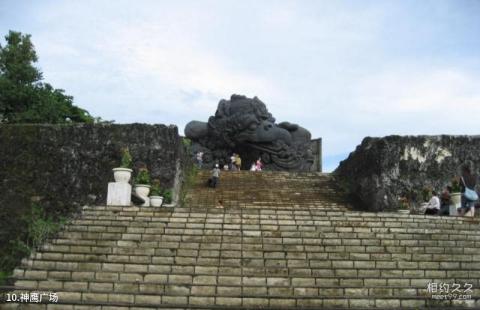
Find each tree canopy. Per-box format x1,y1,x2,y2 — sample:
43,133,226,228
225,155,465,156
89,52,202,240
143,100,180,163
0,30,94,124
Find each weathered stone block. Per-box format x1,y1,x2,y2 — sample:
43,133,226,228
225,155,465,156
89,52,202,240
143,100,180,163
243,298,269,307
270,298,296,307
90,282,113,292
215,297,242,306
135,294,162,305
108,293,135,303
376,299,401,308
243,277,266,286
24,270,47,280
114,282,138,293
193,275,217,285
218,276,241,285
165,285,190,296
57,291,82,302
107,182,131,206
124,264,148,273
191,285,216,296
120,273,143,282
168,274,192,284
189,296,215,306
139,283,163,294
217,286,241,296
322,299,348,307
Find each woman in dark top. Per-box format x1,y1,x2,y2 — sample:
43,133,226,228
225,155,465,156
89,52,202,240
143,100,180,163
459,164,478,216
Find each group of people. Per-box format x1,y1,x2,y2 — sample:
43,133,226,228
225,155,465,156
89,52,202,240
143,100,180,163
204,153,265,188
423,164,478,217
250,158,263,171
196,151,265,172
227,153,263,172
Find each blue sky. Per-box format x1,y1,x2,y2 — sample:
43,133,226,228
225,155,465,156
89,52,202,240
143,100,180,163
1,0,479,171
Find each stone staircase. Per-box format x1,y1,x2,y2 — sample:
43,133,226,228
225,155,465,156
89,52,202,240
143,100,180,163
185,171,352,210
2,171,480,309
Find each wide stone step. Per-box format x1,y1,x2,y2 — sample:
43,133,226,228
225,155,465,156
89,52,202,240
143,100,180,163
56,228,480,248
30,240,480,266
69,216,480,234
49,232,480,252
13,266,480,287
186,204,351,210
33,241,480,263
11,277,480,299
18,254,480,275
60,218,480,233
18,249,480,271
80,205,480,221
65,218,480,235
2,288,479,309
62,219,480,236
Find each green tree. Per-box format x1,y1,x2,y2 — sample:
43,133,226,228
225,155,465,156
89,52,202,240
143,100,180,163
0,30,94,123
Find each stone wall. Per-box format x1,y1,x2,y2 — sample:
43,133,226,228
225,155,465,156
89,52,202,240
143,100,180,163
335,135,480,212
310,138,322,172
0,123,187,269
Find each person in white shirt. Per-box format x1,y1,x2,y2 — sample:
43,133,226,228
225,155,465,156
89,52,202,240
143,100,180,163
230,153,236,171
196,152,203,169
209,164,221,188
424,191,440,215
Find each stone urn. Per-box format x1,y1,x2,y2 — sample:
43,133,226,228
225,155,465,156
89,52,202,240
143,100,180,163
150,196,164,207
451,192,461,208
112,168,133,183
134,184,151,206
134,184,151,197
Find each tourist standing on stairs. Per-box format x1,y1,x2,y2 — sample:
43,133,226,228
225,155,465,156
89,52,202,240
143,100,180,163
235,154,242,171
459,163,478,216
230,153,237,171
210,164,221,188
196,151,204,169
255,158,263,171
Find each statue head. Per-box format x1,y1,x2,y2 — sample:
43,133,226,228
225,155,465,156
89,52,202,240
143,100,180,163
185,94,314,170
207,95,292,147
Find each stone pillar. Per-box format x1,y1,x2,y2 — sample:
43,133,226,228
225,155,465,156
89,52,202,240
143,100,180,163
107,182,131,206
310,138,322,172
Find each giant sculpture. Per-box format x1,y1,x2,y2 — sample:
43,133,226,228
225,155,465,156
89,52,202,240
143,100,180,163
185,94,314,171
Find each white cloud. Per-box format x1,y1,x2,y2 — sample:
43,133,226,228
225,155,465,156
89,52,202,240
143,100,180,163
348,68,480,137
312,67,480,166
91,22,282,121
355,68,480,114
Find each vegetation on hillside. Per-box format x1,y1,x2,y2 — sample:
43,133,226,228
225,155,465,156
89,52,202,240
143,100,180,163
0,30,95,124
0,202,66,285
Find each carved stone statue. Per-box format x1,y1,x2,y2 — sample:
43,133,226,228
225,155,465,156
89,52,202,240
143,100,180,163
185,94,314,171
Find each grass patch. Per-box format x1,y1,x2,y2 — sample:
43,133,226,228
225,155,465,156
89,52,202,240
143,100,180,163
179,164,199,207
182,137,192,149
0,270,10,286
0,203,66,281
26,203,66,249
